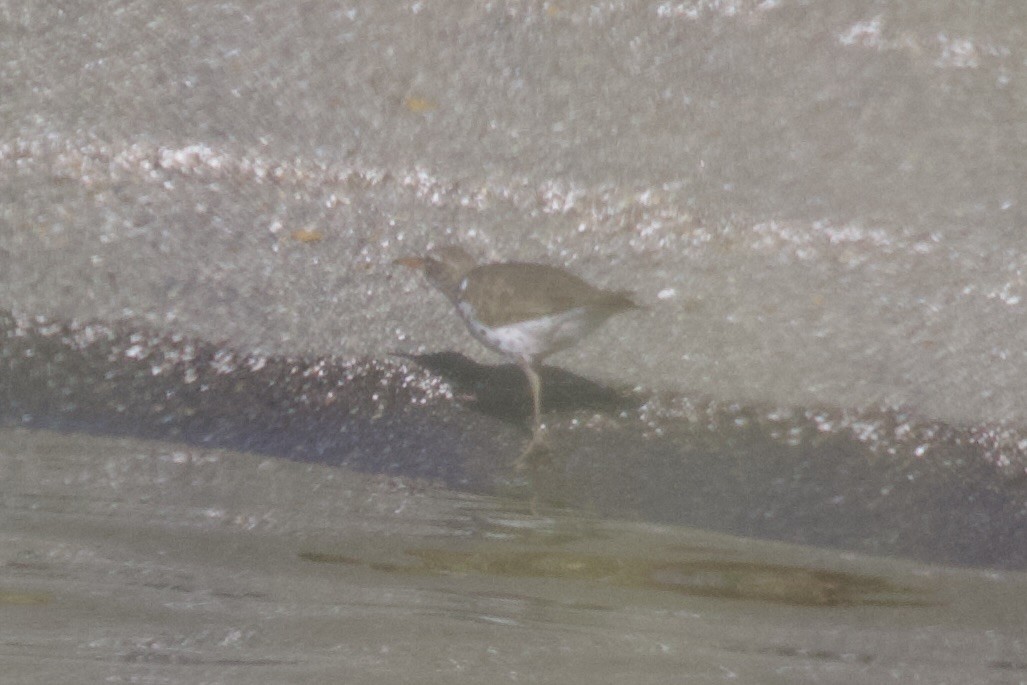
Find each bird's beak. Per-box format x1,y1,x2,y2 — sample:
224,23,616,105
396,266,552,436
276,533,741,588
393,256,425,269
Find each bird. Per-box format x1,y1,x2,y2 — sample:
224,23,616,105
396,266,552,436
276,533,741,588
396,245,639,465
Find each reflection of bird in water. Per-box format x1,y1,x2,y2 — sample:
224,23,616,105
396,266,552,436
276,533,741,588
396,245,639,466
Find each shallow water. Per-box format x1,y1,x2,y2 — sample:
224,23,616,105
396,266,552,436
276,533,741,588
3,428,1025,684
5,311,1025,571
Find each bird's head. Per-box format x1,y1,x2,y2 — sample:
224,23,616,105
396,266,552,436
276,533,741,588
394,245,479,303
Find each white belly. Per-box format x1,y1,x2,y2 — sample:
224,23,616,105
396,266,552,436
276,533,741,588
458,303,600,363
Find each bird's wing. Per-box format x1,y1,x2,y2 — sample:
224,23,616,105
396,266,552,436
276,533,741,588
464,263,635,327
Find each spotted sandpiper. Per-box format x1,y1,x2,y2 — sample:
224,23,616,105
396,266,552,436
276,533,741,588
397,245,639,461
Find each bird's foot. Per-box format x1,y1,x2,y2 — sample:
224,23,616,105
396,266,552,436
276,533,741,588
513,426,550,471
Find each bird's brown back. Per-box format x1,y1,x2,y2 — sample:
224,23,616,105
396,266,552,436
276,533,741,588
464,262,637,327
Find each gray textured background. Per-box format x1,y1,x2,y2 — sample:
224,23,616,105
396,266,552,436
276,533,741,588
3,1,1026,426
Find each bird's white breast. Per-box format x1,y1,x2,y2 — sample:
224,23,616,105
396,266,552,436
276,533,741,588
457,301,599,363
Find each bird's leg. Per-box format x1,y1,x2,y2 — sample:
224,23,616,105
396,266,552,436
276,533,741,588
513,360,548,470
522,361,543,437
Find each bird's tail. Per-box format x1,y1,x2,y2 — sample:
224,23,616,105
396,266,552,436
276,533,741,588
601,290,643,312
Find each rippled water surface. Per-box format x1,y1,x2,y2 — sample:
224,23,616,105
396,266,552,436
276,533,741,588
3,428,1025,684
